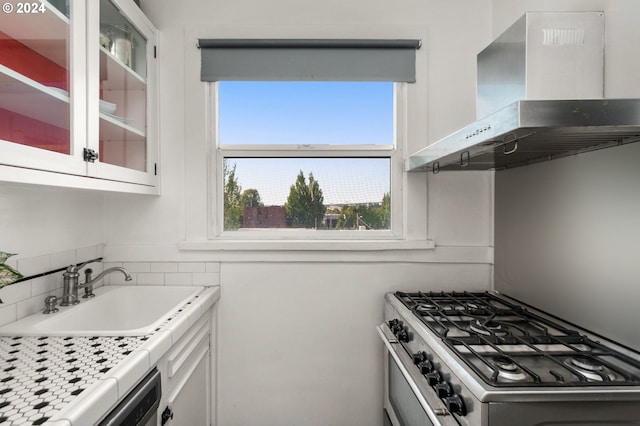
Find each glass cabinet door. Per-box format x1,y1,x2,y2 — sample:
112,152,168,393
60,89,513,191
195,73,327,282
0,0,156,189
97,0,148,173
0,1,75,163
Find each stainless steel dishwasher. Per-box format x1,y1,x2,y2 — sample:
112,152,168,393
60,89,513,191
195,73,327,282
98,368,162,426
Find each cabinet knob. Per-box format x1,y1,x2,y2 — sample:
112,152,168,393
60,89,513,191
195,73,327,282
161,406,174,426
83,148,99,163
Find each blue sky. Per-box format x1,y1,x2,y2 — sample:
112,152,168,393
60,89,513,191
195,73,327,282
218,82,393,205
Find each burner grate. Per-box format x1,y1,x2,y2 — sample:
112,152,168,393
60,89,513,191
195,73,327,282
444,334,640,386
396,291,579,339
394,291,640,387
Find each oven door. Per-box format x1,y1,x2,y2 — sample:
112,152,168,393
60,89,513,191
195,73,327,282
378,325,454,426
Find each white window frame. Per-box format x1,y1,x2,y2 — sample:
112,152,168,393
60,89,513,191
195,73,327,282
207,81,407,241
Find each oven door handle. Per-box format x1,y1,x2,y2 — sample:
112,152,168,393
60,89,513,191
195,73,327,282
377,325,446,426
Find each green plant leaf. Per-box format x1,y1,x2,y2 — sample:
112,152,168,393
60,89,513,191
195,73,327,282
0,263,23,289
0,251,17,264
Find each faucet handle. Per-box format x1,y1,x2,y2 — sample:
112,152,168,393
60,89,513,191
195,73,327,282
43,296,59,314
77,259,101,270
65,264,79,274
82,268,96,298
64,259,103,277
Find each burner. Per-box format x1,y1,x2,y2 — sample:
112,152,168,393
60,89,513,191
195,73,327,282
571,356,601,371
494,356,518,371
469,319,510,337
415,302,438,312
493,356,528,382
566,357,615,382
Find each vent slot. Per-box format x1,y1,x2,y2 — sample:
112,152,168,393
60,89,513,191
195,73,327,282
542,28,585,45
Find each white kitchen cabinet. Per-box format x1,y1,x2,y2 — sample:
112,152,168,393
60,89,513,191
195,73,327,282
0,0,158,193
159,310,213,426
162,342,210,425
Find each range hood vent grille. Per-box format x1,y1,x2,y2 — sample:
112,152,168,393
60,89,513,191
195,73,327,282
542,28,585,45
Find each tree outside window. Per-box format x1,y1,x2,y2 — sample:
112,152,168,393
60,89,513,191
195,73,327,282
284,171,326,229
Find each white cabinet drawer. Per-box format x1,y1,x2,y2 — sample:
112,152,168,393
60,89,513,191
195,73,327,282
165,313,210,381
158,307,213,426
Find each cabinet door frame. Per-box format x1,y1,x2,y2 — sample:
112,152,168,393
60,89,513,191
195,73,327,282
0,0,87,177
164,335,211,426
0,0,158,192
85,0,159,187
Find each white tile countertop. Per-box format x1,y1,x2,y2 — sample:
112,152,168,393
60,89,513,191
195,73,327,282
0,286,220,426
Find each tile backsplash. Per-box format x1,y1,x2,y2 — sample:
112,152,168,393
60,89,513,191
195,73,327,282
0,245,220,328
0,244,105,328
102,261,220,286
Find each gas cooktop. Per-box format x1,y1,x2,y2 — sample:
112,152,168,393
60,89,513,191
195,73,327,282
394,291,640,387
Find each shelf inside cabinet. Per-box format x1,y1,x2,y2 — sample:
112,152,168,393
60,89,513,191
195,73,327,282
0,1,69,68
100,113,145,140
0,65,69,128
100,46,145,91
0,137,69,154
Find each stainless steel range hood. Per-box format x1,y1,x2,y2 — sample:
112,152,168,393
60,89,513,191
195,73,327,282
407,12,640,172
407,98,640,171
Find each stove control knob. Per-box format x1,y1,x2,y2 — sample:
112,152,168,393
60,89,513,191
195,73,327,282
397,327,412,343
434,382,452,398
418,360,433,374
412,351,428,365
444,394,466,416
388,319,404,334
425,371,441,385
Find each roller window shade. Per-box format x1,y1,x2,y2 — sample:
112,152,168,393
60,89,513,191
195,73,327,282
198,39,421,82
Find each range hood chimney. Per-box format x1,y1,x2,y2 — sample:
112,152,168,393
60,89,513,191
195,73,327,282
408,12,640,172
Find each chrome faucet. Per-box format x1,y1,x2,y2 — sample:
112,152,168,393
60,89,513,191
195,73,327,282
60,261,132,306
81,266,132,298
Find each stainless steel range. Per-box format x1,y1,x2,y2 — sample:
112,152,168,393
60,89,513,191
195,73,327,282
378,291,640,426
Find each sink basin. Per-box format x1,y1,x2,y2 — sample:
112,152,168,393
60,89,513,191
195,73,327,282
0,285,204,337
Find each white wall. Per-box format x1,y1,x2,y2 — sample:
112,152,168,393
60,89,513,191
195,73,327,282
218,262,490,426
495,144,640,350
0,183,106,325
1,1,496,425
103,0,495,254
108,1,495,425
0,184,103,258
492,0,640,350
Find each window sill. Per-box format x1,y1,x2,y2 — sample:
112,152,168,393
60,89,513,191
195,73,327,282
178,239,435,252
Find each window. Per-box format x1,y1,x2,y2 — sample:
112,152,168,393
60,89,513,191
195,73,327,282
198,39,419,239
223,157,391,231
219,81,394,233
